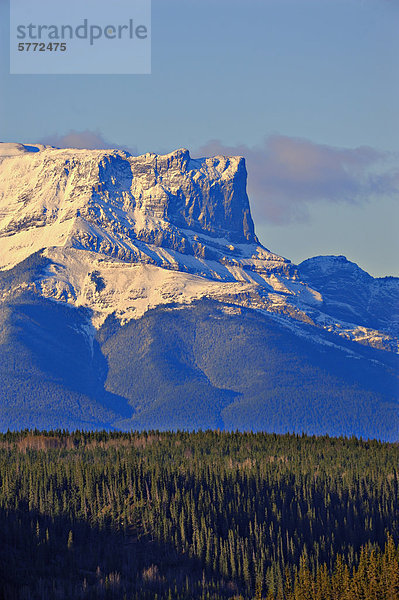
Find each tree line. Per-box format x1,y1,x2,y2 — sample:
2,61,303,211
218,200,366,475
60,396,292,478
0,429,398,599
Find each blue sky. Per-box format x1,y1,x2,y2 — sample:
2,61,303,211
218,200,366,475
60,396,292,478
1,0,398,276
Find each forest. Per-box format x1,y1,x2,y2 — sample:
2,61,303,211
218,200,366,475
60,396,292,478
0,429,398,599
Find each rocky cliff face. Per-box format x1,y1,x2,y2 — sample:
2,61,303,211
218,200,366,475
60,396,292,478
128,148,257,243
0,142,398,356
0,144,258,270
0,143,398,437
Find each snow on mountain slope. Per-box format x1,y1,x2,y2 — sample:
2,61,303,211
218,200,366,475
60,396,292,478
298,256,399,341
0,142,397,355
0,144,258,268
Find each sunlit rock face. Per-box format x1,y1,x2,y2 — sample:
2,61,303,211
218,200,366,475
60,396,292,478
0,145,258,268
0,142,398,437
0,142,398,357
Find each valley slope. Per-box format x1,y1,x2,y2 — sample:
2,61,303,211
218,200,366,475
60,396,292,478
0,142,397,438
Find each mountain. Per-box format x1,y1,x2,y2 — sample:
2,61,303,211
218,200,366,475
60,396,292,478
0,142,398,438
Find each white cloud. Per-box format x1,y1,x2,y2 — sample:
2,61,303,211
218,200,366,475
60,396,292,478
40,130,138,155
198,136,398,224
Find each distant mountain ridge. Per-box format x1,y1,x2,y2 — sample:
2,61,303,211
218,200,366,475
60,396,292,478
0,142,397,437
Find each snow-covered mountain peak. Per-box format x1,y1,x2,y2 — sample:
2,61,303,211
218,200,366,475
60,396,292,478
0,144,260,270
299,255,371,278
0,142,52,157
0,142,397,355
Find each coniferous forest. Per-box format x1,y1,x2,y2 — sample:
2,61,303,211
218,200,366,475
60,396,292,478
0,430,399,600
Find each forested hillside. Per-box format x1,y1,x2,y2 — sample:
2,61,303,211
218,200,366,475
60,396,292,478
0,430,398,599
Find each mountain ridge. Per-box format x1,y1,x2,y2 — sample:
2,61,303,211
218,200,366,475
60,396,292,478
0,142,397,353
0,142,397,438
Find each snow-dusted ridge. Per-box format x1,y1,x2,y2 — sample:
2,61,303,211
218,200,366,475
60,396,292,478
0,142,398,354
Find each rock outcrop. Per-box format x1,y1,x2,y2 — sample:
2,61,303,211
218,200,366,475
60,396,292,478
0,142,398,355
